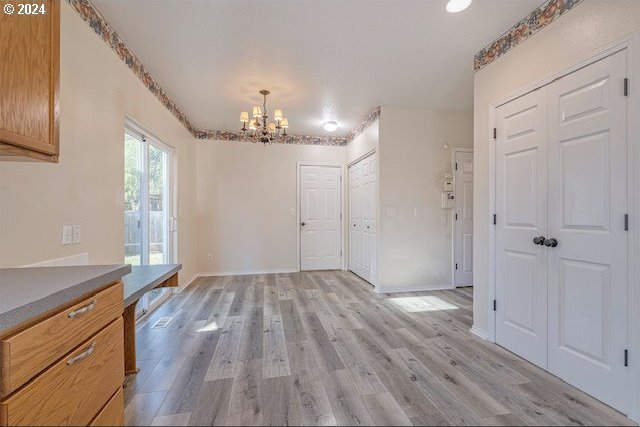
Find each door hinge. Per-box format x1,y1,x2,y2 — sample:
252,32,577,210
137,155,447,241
455,162,458,171
624,214,629,231
493,128,497,139
493,214,497,225
455,213,458,220
624,349,629,367
493,300,497,311
624,78,629,96
455,263,458,270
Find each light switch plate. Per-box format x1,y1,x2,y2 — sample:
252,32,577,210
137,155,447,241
62,226,72,245
72,225,81,243
290,208,296,217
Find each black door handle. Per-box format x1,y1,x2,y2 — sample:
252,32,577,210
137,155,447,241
301,222,306,226
533,236,546,245
544,238,558,247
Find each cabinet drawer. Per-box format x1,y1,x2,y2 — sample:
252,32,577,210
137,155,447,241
0,318,124,426
0,282,123,397
90,388,123,427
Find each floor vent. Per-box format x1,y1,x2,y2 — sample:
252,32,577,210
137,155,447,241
151,316,173,329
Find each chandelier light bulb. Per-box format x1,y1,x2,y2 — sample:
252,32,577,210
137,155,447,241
446,0,472,13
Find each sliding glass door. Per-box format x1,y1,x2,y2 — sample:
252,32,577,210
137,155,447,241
124,125,173,315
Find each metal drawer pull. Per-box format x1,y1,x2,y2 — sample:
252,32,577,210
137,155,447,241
66,341,96,366
68,299,97,318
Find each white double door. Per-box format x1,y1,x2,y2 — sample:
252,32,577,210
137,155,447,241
349,153,377,284
300,165,342,271
496,50,629,413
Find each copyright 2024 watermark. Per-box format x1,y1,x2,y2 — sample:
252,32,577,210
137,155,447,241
3,2,47,15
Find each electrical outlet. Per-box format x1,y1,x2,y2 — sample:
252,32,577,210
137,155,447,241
62,226,72,245
207,254,214,261
72,225,81,243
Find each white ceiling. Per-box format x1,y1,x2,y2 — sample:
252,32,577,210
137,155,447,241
92,0,543,137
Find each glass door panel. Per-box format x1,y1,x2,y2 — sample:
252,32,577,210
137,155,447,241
124,127,173,317
147,143,169,306
124,133,142,266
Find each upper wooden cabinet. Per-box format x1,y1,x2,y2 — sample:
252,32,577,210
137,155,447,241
0,0,60,162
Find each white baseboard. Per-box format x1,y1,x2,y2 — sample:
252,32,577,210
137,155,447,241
178,274,200,292
469,324,491,341
196,268,298,278
375,283,454,294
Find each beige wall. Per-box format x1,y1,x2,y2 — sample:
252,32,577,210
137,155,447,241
195,141,346,274
0,2,198,288
473,0,640,335
378,107,473,291
347,120,379,163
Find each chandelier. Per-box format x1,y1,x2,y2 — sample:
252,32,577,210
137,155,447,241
239,90,288,144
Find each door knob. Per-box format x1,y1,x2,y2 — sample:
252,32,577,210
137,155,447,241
367,225,370,229
301,222,306,226
532,236,546,245
544,238,558,247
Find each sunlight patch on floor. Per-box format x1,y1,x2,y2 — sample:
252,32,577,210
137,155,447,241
197,321,219,332
388,296,458,312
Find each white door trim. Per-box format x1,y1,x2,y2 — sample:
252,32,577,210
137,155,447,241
296,162,345,272
451,147,473,287
484,33,640,421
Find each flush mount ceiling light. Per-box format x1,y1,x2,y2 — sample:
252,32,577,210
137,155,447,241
323,121,338,132
240,89,289,144
446,0,472,13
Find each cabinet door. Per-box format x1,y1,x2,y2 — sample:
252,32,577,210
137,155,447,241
0,0,59,159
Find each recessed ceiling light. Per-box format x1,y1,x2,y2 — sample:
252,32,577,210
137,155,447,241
446,0,472,13
323,121,338,132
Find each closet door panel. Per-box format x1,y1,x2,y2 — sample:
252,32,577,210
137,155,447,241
495,87,548,369
547,49,628,413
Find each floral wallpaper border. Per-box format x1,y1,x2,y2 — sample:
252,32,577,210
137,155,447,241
347,106,380,142
65,0,197,134
474,0,584,71
65,0,375,147
193,129,350,146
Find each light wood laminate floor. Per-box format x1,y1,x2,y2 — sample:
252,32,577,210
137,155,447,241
124,271,633,426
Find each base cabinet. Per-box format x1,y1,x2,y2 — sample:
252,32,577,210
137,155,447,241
0,282,124,426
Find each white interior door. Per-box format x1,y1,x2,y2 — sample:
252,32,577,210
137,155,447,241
547,50,628,413
349,153,377,284
495,87,549,369
300,165,342,271
349,162,363,275
454,151,474,286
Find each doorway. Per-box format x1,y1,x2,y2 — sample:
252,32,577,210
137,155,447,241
299,165,343,271
124,123,174,315
453,149,474,287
